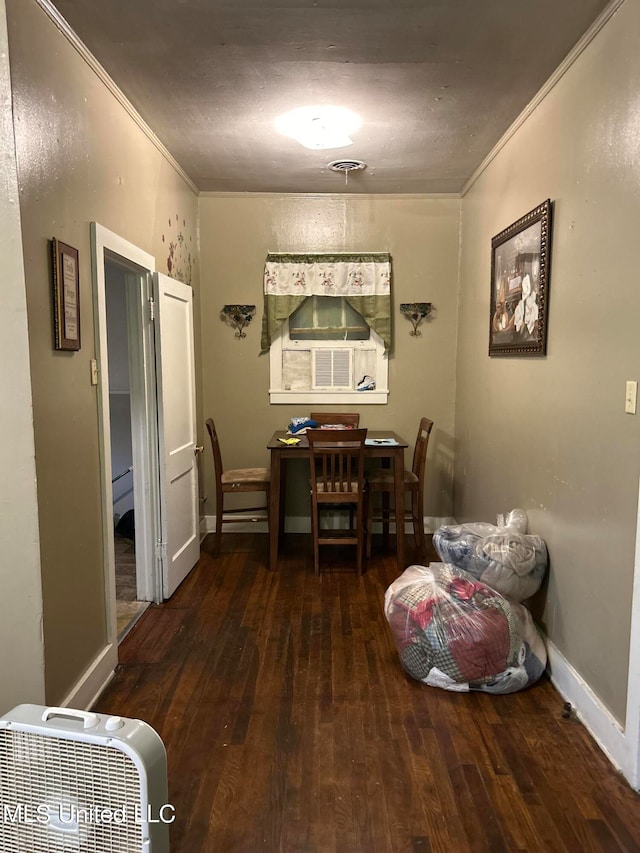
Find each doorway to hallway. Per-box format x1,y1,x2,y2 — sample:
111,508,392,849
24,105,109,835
92,223,201,655
105,257,150,639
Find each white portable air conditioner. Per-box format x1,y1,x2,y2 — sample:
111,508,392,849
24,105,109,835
0,704,170,852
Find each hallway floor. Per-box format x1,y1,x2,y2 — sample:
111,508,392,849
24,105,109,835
114,532,148,639
94,533,640,852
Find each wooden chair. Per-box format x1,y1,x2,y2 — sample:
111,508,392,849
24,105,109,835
205,418,270,555
310,412,360,428
366,417,434,560
307,428,368,576
309,414,361,528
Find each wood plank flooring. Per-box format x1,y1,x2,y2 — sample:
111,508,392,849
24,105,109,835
94,533,640,852
114,532,149,639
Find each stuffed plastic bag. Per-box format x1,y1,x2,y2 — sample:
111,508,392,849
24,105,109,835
432,508,547,602
384,563,547,694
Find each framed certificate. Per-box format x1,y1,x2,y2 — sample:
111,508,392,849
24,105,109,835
51,238,81,351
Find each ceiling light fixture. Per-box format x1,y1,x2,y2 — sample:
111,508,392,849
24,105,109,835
275,105,361,150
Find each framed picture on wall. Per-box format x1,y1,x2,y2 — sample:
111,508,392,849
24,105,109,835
51,238,81,351
489,199,552,357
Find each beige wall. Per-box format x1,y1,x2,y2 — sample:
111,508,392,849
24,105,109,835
455,1,640,723
199,194,460,524
0,0,45,712
6,0,199,704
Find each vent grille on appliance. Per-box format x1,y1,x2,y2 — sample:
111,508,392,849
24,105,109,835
0,705,168,853
313,349,352,389
0,729,142,852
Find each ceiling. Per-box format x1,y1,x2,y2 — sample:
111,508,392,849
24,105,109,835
49,0,611,195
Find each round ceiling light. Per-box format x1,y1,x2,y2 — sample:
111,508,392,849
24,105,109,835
275,105,361,150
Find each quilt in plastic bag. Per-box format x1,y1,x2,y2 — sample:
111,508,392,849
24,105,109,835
432,508,547,602
384,563,547,694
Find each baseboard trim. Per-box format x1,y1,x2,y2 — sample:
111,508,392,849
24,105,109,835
202,514,269,534
202,514,456,536
425,516,457,534
545,638,634,787
59,642,118,711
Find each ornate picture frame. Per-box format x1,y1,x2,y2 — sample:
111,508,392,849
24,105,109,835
51,238,81,351
489,199,552,357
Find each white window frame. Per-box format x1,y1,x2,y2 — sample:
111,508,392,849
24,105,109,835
269,317,389,404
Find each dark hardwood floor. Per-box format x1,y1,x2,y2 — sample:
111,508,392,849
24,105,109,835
93,533,640,852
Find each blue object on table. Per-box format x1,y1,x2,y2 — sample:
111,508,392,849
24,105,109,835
288,418,318,434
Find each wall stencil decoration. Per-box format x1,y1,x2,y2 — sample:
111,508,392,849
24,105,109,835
162,213,194,287
489,199,552,357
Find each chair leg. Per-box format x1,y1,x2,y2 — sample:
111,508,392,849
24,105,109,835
214,490,224,555
311,498,320,576
413,489,427,560
264,485,271,570
366,490,373,559
356,502,364,575
381,492,391,547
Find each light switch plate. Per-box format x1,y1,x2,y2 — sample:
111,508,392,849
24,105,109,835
625,380,637,414
90,359,99,386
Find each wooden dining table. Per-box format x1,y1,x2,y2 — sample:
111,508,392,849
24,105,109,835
266,429,410,571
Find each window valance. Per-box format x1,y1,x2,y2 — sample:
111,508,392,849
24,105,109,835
260,252,392,354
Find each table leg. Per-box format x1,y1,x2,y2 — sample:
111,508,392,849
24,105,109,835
269,449,282,571
393,447,405,571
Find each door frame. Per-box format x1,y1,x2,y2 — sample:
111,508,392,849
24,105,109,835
91,223,160,650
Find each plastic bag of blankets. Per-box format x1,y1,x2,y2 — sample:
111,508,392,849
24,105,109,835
432,508,547,602
384,563,546,694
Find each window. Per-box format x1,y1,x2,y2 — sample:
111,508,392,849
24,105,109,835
269,297,388,404
289,296,370,341
262,252,391,404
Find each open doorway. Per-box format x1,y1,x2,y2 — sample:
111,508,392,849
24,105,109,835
92,223,201,655
92,224,160,654
105,260,150,639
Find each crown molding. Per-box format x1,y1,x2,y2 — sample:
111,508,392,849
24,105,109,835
34,0,198,196
462,0,626,196
198,191,461,200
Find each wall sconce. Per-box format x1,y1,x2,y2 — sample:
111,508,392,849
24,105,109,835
220,304,256,338
400,302,432,336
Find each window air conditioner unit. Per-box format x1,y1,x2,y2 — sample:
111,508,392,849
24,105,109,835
0,704,170,853
312,348,352,389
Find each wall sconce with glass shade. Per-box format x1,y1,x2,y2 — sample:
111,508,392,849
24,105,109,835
220,305,256,338
275,105,361,150
400,302,432,336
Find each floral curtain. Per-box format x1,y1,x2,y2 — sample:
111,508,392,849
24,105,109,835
260,252,392,354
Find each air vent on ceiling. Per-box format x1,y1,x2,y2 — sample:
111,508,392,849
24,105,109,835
327,159,367,185
328,159,366,173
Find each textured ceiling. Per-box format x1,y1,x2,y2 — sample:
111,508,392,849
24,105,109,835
49,0,611,194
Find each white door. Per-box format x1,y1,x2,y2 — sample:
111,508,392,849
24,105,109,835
154,272,200,598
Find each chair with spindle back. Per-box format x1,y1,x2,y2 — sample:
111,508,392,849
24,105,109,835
310,412,360,428
366,417,433,560
306,428,368,575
